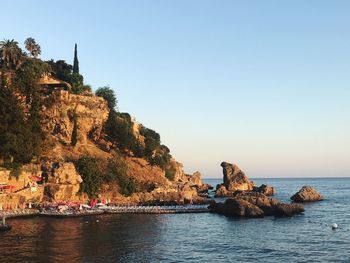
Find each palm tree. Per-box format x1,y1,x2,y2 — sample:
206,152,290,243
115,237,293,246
0,39,23,69
24,37,41,58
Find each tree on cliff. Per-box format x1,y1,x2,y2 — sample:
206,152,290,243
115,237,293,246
71,112,78,146
0,57,49,168
73,43,79,74
0,39,23,69
46,59,89,94
0,84,41,166
95,86,117,110
75,156,103,198
24,37,41,58
47,59,72,81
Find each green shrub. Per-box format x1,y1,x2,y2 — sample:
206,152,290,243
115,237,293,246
165,166,176,181
75,156,103,198
75,154,136,197
104,111,140,154
140,126,173,178
140,127,160,155
95,86,117,110
107,154,135,196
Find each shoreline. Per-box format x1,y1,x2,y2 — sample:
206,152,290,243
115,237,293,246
1,204,210,220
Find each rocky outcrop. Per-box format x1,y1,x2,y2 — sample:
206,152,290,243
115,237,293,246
232,192,280,215
210,192,304,218
290,186,323,202
190,171,203,186
216,162,276,197
0,169,10,184
215,184,231,197
273,203,305,217
221,162,254,191
44,162,83,201
188,171,212,194
41,90,109,146
210,198,264,218
253,184,275,196
129,182,205,205
1,85,213,207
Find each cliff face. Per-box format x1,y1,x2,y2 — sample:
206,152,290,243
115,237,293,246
41,90,109,147
43,162,83,202
0,89,206,207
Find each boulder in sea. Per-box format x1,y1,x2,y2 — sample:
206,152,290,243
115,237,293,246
215,184,232,197
210,191,304,218
209,198,264,218
273,203,305,217
232,191,281,216
290,186,323,202
221,162,254,191
253,184,275,196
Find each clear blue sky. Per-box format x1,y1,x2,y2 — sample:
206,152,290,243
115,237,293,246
2,0,350,177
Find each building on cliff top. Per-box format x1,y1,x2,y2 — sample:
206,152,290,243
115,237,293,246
38,73,72,91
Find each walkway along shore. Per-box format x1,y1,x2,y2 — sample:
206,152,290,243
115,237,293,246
0,205,210,219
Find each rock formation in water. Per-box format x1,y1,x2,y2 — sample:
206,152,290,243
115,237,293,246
290,186,323,202
210,191,304,218
253,184,275,196
215,162,275,197
221,162,254,191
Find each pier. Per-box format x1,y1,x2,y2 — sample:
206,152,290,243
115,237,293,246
0,205,210,219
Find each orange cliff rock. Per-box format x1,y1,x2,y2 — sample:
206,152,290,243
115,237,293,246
0,89,207,206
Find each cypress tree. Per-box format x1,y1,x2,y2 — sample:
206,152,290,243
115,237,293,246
71,112,78,146
73,43,79,74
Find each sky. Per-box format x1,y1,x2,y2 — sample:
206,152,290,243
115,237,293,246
1,0,350,178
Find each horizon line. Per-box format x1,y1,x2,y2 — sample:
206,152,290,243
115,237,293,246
203,176,350,180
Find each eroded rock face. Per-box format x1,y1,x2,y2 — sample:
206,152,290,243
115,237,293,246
233,191,280,215
221,162,254,191
291,186,323,202
211,198,264,218
273,203,305,217
215,184,231,197
210,192,304,218
41,90,109,145
190,171,203,186
0,170,10,184
44,162,83,201
132,182,205,205
49,162,83,185
253,184,275,196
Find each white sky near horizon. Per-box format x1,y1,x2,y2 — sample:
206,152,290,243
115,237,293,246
1,0,350,178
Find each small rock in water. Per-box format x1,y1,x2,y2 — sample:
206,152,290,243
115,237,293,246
332,223,338,230
96,219,100,223
85,221,89,224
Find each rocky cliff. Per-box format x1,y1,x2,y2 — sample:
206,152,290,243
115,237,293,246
42,90,109,146
216,161,275,197
0,88,206,208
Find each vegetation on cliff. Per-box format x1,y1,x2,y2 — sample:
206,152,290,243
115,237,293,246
75,154,135,198
96,86,176,180
0,39,48,168
0,37,178,199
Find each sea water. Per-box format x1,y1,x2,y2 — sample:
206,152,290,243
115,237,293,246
1,178,349,262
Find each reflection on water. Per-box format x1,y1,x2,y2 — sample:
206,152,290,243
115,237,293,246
1,178,350,262
1,214,167,263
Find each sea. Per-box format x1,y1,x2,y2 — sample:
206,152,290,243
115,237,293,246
1,178,349,263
